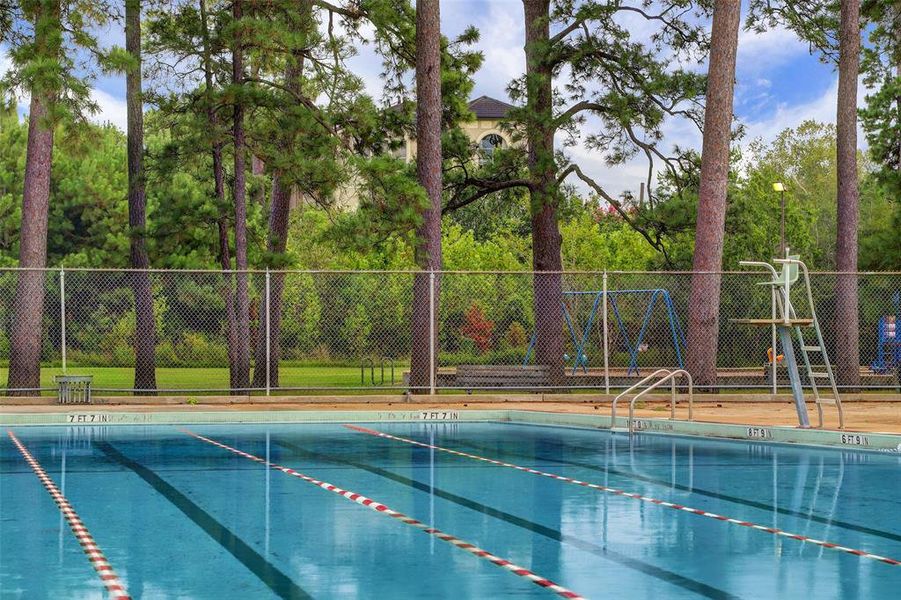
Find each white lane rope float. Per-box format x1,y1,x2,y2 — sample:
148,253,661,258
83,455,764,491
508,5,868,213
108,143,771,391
180,428,586,599
345,424,901,567
6,430,132,599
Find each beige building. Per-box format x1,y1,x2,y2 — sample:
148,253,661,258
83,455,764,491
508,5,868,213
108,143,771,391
394,95,515,163
323,96,516,210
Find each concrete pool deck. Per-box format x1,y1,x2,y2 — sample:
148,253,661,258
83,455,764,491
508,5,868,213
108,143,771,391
3,392,901,429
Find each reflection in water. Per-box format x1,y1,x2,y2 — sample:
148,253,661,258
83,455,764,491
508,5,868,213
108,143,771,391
265,430,270,556
773,451,780,556
6,423,895,599
820,455,845,558
429,429,435,555
58,447,65,564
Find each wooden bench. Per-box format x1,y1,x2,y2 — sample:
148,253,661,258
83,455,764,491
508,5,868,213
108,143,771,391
455,365,550,393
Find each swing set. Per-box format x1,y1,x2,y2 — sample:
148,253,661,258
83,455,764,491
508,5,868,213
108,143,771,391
523,289,687,376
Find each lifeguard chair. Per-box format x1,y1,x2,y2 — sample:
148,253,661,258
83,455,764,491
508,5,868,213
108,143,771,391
733,254,843,429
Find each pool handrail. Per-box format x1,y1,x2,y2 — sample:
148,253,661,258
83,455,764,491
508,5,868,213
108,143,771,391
612,368,672,423
612,369,694,434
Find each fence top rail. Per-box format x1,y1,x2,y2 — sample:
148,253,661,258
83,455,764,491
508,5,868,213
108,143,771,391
1,267,899,276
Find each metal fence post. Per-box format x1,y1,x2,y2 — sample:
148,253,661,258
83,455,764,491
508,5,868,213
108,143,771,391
602,270,609,395
429,271,436,396
60,267,67,374
265,268,271,397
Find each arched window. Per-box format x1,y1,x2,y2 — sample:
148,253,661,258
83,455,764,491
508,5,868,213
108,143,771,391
478,133,505,162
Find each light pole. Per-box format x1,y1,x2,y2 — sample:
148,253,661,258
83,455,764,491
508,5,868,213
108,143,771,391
773,182,785,256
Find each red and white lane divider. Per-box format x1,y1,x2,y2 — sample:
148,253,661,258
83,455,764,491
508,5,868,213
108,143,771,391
180,428,585,599
6,430,131,599
345,424,901,567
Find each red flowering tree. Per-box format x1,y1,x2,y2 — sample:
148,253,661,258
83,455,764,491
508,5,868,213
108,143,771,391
459,304,494,354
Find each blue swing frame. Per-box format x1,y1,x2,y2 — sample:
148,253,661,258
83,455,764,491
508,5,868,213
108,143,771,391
523,289,687,376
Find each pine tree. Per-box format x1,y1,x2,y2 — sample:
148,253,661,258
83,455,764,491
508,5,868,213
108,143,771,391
2,0,115,392
834,0,861,386
408,0,443,393
126,0,158,392
686,0,742,388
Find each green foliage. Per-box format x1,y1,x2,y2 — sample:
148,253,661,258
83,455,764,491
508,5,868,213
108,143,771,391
860,0,900,192
560,211,660,270
859,176,901,270
0,110,131,266
0,104,25,266
1,0,122,128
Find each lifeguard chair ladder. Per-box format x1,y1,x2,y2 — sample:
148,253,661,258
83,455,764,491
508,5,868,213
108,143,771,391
740,256,844,429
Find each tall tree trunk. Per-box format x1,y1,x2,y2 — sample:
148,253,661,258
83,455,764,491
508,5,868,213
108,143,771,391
250,16,309,389
231,0,251,391
409,0,443,394
199,0,238,383
125,0,157,393
251,155,266,206
834,0,861,386
7,0,61,395
685,0,741,389
250,182,291,389
524,0,564,385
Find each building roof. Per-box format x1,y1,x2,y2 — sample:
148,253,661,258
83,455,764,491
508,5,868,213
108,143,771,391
468,95,515,119
387,95,515,120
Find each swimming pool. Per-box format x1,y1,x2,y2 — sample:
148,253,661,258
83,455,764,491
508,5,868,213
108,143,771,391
1,422,899,599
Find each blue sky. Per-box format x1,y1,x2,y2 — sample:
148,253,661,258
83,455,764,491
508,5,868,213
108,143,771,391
2,0,848,197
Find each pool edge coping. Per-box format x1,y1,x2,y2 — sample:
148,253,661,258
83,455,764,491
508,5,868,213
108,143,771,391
2,408,900,454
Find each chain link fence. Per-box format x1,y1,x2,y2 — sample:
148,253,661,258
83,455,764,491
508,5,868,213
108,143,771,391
0,268,898,395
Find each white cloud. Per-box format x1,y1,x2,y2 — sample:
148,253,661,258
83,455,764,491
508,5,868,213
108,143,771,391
736,26,809,76
471,1,524,98
742,77,869,147
88,87,128,131
743,79,838,143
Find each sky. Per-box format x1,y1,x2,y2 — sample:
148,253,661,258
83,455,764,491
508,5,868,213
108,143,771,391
1,0,850,199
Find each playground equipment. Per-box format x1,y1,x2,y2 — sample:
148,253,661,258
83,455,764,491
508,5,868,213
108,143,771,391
871,292,900,374
734,254,843,429
523,289,686,376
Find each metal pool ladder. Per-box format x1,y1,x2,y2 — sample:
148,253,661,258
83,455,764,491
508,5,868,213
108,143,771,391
55,375,93,404
611,369,694,434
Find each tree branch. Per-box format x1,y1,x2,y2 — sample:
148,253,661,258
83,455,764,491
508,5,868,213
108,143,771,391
559,163,672,264
556,100,611,124
443,178,533,212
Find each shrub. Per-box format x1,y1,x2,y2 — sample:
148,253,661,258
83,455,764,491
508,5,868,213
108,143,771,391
459,304,494,354
505,321,528,349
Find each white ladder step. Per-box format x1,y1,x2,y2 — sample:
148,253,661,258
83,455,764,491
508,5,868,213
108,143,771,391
809,372,831,379
802,345,822,352
816,398,838,405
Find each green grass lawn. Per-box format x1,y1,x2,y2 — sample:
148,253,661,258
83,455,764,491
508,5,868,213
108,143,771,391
0,365,409,394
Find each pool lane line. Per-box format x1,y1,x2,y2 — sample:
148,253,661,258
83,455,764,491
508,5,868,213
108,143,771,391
5,430,132,600
95,442,313,600
345,425,901,567
272,438,740,600
180,429,586,600
455,438,901,544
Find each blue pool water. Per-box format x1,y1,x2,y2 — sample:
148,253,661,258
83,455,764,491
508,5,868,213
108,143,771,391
1,422,899,599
